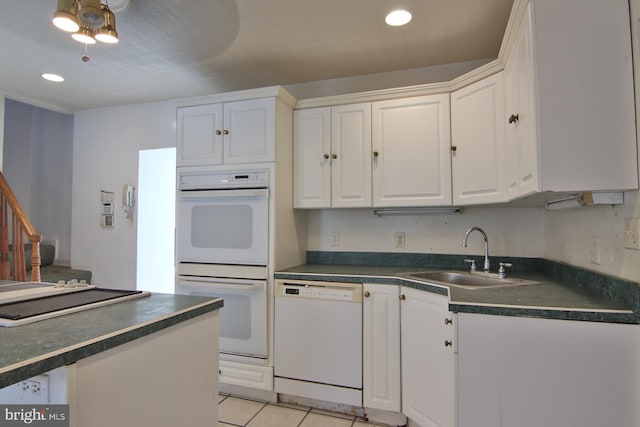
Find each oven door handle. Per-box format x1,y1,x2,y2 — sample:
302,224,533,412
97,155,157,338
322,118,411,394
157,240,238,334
179,189,268,199
177,279,266,291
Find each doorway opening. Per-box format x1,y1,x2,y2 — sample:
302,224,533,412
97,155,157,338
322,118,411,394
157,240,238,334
136,147,176,293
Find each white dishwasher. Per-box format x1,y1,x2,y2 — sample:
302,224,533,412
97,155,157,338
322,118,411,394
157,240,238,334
274,279,363,406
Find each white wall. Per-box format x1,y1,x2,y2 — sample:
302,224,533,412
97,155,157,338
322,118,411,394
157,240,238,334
544,200,639,280
71,101,175,288
306,207,544,259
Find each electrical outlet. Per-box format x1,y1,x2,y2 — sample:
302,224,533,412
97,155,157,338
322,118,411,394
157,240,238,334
590,236,601,265
624,218,640,250
394,232,406,248
0,376,49,404
330,231,340,247
30,380,41,395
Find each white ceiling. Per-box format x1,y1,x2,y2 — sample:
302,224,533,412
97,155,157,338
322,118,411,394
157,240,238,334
0,0,514,112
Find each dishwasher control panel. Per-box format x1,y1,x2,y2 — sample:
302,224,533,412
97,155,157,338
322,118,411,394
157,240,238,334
276,280,362,303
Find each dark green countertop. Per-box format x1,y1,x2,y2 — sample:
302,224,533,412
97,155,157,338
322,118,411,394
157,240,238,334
276,261,639,324
0,293,223,389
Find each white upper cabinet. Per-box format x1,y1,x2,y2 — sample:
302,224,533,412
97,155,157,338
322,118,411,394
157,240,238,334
505,0,637,197
451,73,507,205
293,107,332,208
177,97,277,166
372,95,452,207
222,98,276,164
293,104,371,208
294,95,451,209
331,103,373,208
503,2,540,199
177,103,224,166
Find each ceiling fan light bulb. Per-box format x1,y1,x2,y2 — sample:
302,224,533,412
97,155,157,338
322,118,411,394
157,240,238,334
95,30,119,43
71,26,96,44
95,6,119,43
52,0,80,32
53,15,80,32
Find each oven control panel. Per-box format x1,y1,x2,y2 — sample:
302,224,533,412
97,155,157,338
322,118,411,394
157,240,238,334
179,169,269,190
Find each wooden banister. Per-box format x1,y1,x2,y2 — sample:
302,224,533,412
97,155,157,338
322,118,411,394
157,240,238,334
0,171,42,282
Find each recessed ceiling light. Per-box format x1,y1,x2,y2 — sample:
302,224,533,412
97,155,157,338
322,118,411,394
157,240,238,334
385,9,412,26
42,73,65,82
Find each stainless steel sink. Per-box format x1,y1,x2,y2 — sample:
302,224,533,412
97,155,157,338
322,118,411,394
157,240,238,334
401,271,538,289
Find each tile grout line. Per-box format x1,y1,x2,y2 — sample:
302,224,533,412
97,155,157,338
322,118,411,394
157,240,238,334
296,406,314,427
242,401,269,426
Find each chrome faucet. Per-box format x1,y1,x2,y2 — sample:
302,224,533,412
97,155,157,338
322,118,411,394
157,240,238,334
462,227,490,273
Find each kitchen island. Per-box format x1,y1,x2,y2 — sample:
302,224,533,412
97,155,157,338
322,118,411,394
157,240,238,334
0,292,223,427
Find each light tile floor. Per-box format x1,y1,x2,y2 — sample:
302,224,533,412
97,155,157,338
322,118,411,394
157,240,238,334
217,394,390,427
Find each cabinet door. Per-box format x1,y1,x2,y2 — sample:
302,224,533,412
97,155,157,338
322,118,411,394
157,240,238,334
457,313,639,427
451,73,507,205
372,95,451,207
363,283,401,413
401,287,455,427
223,98,275,164
293,107,331,208
176,104,223,166
504,3,539,199
331,103,372,207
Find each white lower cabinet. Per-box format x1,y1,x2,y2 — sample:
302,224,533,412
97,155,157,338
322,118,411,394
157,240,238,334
401,287,456,427
363,283,401,413
456,313,640,427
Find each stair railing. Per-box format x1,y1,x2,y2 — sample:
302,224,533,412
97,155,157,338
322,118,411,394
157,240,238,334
0,171,42,282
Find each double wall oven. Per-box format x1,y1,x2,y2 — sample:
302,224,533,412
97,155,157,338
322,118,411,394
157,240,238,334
175,168,270,362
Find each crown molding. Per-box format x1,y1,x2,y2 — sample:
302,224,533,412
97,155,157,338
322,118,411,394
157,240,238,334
294,81,452,109
172,85,297,109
